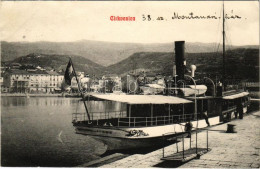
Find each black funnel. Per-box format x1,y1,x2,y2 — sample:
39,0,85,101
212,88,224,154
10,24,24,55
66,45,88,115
175,41,186,80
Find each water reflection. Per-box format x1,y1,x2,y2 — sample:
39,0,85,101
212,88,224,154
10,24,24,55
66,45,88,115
1,97,121,167
2,97,125,110
1,97,80,107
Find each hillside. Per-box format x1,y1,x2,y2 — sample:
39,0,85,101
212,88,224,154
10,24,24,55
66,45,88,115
4,48,259,81
1,40,258,66
107,48,259,81
11,53,105,76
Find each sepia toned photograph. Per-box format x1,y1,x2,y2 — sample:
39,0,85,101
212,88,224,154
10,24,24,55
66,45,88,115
0,1,259,168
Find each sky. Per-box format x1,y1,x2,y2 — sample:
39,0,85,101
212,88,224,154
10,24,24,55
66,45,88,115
0,1,259,46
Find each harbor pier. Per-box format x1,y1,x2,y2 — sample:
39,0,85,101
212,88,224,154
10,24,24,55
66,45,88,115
97,110,260,168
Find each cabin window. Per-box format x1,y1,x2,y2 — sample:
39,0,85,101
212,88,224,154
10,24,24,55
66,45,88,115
128,104,151,117
153,104,169,117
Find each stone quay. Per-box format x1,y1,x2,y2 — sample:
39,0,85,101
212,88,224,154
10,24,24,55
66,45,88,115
99,110,260,168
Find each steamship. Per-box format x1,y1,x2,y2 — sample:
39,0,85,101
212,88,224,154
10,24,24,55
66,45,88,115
71,3,250,151
72,40,249,151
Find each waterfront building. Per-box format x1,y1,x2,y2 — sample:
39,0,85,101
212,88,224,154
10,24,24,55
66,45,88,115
137,72,157,84
3,69,30,93
3,69,64,93
71,72,86,92
90,81,100,92
96,79,105,93
29,70,49,93
80,76,91,91
45,70,64,93
102,74,122,92
0,76,6,93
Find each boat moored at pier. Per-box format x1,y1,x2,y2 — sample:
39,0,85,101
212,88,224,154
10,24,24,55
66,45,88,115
72,91,249,151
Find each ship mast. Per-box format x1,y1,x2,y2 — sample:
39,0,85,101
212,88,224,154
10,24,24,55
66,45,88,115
222,1,226,91
70,58,91,122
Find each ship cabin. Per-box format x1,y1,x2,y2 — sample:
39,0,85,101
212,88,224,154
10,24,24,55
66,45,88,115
221,91,250,121
73,94,215,128
186,91,250,122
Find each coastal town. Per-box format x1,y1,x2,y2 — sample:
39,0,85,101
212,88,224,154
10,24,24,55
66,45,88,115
1,60,259,97
1,1,259,168
0,62,123,94
0,59,172,95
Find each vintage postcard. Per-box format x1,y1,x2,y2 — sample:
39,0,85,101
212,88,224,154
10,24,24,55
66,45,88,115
0,1,259,168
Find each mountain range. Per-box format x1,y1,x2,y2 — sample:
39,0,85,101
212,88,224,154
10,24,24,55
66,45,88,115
108,48,259,80
1,40,258,66
11,53,105,76
5,48,259,81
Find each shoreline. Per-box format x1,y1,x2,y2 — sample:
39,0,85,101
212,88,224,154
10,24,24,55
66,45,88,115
1,93,63,97
1,91,259,99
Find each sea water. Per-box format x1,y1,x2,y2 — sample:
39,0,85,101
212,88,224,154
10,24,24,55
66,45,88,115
1,97,121,167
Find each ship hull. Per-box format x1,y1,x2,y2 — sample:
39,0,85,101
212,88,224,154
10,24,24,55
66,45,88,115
90,135,173,151
74,116,220,151
73,104,249,151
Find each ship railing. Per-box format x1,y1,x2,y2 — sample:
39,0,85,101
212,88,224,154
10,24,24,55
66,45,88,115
243,82,259,87
118,114,197,127
90,111,127,120
72,112,198,127
72,110,127,121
